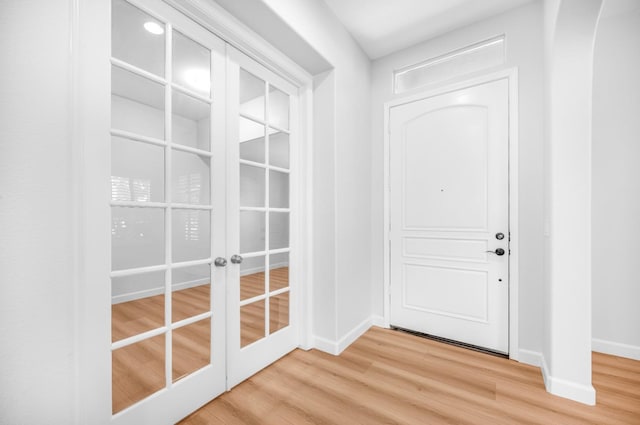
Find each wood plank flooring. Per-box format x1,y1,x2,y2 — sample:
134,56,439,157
180,327,640,425
111,268,290,413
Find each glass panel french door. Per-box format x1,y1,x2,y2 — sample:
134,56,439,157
227,48,299,388
109,1,226,423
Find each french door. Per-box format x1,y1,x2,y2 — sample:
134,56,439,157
107,0,298,423
226,49,299,388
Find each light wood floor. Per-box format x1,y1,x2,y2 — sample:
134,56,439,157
180,327,640,425
111,268,290,413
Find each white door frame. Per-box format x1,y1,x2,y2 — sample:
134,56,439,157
382,68,520,360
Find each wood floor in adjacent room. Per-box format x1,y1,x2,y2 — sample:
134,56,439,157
181,327,640,425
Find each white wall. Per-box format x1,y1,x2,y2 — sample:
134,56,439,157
592,3,640,359
259,0,373,345
370,2,545,355
0,0,76,422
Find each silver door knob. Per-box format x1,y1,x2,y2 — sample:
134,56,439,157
214,257,227,267
230,254,243,264
486,248,505,256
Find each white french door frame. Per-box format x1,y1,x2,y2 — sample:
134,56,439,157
382,68,520,360
74,0,314,422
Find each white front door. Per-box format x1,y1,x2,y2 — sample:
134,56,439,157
389,78,510,354
226,48,299,388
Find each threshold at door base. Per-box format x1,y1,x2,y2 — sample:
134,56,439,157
390,326,509,359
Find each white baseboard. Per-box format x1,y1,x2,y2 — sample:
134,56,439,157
372,315,387,328
518,349,543,367
337,317,373,354
112,278,209,304
540,354,596,406
313,317,373,356
313,336,340,355
240,262,289,277
592,338,640,361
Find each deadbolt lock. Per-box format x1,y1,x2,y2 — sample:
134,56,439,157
495,232,505,240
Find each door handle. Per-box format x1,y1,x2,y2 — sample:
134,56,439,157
230,254,243,264
486,248,505,256
214,257,227,267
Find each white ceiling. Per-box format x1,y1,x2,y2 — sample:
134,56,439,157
322,0,536,59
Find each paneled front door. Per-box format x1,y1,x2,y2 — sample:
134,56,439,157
389,78,510,354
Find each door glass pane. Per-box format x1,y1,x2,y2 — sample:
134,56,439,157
172,264,210,323
269,252,289,292
269,292,289,334
112,271,165,342
239,117,265,163
111,136,164,202
112,0,165,77
240,69,265,121
269,212,289,250
240,256,265,301
172,209,210,263
112,334,165,414
240,211,265,253
172,90,210,151
111,207,165,271
240,164,265,207
173,319,210,382
112,66,165,139
172,150,210,205
269,170,289,209
268,86,289,130
269,131,289,169
172,30,211,97
241,300,265,347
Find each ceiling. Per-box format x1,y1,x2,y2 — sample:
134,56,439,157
322,0,536,59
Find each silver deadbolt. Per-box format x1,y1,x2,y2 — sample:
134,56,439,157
214,257,227,267
495,232,505,240
230,254,243,264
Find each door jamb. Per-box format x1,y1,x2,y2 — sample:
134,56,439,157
382,68,520,360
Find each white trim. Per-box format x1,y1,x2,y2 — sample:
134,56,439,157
239,262,289,277
337,318,373,354
299,83,314,351
372,315,387,328
313,317,373,356
593,338,640,361
548,377,597,406
164,0,312,87
541,354,550,389
382,68,520,358
518,349,543,367
312,336,340,356
540,353,596,405
112,278,209,304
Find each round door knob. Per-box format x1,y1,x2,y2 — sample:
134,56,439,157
495,248,505,256
214,257,227,267
230,254,243,264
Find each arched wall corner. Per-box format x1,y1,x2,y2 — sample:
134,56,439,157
542,0,604,406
